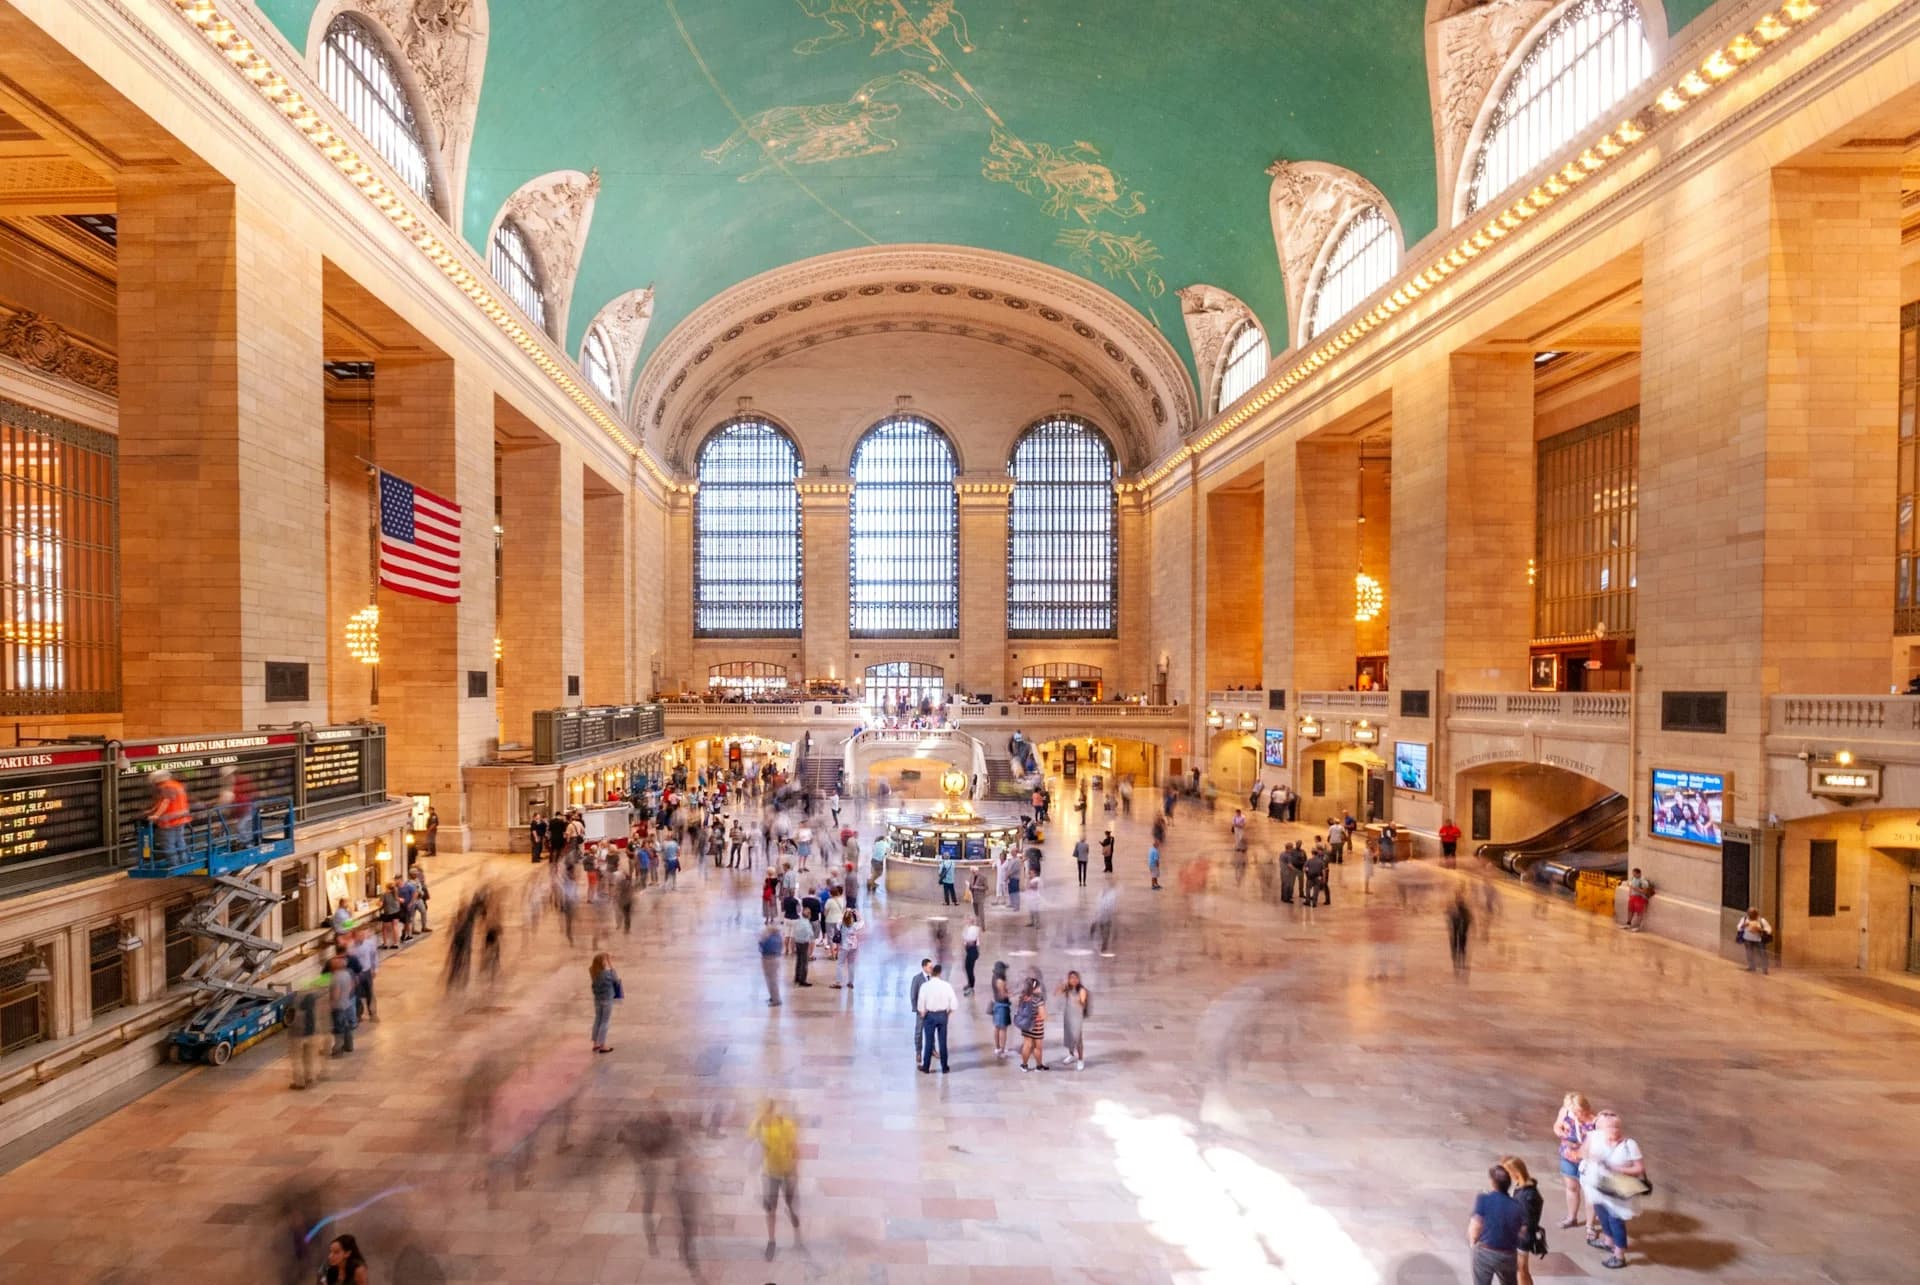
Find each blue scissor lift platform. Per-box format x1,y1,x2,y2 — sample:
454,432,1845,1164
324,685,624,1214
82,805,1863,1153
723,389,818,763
129,798,298,1065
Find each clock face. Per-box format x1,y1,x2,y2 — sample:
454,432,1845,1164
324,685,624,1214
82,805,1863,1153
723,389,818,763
941,770,968,795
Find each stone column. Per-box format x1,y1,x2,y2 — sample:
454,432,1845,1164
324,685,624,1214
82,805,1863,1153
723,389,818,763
582,481,631,703
498,436,584,742
798,480,852,690
1634,163,1900,943
117,175,329,733
1116,488,1149,696
1203,484,1264,691
1292,439,1362,692
957,479,1011,697
661,490,694,693
372,356,496,847
325,378,378,723
1389,350,1535,829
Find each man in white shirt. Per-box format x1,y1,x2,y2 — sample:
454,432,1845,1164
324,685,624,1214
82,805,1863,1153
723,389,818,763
1327,817,1347,864
916,963,957,1074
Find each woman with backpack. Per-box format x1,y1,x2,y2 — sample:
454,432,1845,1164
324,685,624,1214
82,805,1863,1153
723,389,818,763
1014,976,1049,1071
589,952,623,1054
1735,906,1772,974
1501,1156,1547,1284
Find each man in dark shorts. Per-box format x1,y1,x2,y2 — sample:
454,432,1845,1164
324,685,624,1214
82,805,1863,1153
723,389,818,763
1467,1163,1524,1285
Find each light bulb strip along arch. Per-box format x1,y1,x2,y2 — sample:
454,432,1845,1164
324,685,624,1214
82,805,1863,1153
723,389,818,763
1139,0,1830,491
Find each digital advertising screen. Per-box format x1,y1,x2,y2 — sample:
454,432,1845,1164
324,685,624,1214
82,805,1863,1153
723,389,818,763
1393,741,1431,793
1263,728,1286,768
1650,769,1725,846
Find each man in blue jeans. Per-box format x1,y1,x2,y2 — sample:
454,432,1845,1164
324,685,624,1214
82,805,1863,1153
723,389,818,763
1466,1163,1524,1285
916,963,956,1073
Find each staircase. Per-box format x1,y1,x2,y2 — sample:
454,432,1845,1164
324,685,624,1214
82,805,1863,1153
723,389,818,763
794,748,842,796
981,753,1025,801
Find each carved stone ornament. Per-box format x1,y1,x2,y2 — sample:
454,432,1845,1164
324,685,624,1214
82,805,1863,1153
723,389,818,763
327,0,489,220
1265,160,1395,342
496,169,601,340
0,309,118,396
1176,284,1260,407
1428,0,1554,210
585,286,655,404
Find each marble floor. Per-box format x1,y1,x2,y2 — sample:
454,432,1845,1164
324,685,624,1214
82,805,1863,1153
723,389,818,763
0,795,1915,1284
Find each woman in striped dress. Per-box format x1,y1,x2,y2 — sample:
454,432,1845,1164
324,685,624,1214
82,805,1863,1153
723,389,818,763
1015,977,1050,1072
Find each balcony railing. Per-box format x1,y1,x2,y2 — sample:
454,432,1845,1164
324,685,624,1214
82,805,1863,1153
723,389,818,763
1297,690,1391,713
1206,690,1266,709
1772,695,1920,740
1450,692,1629,724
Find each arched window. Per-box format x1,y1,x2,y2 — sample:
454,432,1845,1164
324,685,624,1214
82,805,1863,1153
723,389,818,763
864,661,944,712
581,325,618,404
489,218,549,335
1464,0,1654,216
1303,206,1399,344
707,661,789,696
694,420,803,637
1007,416,1116,638
1214,322,1268,413
850,415,958,637
318,14,435,207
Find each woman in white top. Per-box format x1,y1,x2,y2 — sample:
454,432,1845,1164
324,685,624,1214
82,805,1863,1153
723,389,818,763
1578,1109,1646,1271
834,910,860,989
1735,907,1772,975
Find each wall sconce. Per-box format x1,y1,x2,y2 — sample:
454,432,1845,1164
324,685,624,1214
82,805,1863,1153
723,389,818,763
117,926,145,952
1352,718,1380,745
22,956,51,985
1206,708,1225,729
1354,572,1383,623
1237,712,1257,732
1835,749,1855,767
1299,716,1322,740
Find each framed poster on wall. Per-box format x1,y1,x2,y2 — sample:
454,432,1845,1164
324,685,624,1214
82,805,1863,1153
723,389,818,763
1263,728,1286,768
1393,741,1431,793
1650,769,1725,846
1529,653,1560,691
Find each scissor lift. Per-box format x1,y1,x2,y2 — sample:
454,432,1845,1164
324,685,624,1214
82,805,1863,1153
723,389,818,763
129,798,297,1065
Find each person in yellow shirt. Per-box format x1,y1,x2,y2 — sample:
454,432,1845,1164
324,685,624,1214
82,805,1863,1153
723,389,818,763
751,1099,801,1261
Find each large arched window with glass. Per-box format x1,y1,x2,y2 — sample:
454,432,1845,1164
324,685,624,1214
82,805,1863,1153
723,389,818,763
1214,322,1268,413
489,218,549,335
849,416,958,637
1007,416,1116,638
1303,206,1400,344
318,14,436,208
694,420,803,637
1463,0,1654,216
580,325,619,405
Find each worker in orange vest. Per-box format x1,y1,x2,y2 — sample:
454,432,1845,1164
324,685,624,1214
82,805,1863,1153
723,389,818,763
147,769,190,861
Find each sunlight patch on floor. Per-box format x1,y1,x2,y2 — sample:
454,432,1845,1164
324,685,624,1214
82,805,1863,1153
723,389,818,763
1092,1098,1380,1285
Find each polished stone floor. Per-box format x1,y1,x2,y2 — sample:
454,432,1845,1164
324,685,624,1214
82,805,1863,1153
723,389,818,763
0,791,1916,1284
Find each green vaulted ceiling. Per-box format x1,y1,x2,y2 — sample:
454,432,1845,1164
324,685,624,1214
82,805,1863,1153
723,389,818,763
255,0,1720,390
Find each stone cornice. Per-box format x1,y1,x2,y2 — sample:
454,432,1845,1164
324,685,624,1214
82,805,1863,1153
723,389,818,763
0,306,117,397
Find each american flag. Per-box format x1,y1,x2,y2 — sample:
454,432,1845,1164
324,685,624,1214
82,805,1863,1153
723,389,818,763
378,470,462,603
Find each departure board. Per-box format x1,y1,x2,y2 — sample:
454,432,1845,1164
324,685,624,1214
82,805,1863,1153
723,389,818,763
116,733,299,851
534,705,664,764
0,747,109,868
303,738,365,804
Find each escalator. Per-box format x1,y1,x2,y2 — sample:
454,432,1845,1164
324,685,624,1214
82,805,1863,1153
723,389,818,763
1474,792,1628,883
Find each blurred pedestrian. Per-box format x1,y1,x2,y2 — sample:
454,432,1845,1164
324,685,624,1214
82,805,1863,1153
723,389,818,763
752,1101,802,1262
1101,828,1115,874
325,942,355,1056
1736,906,1772,973
835,909,861,989
962,919,980,994
1502,1156,1547,1285
1578,1110,1647,1270
1015,976,1049,1071
1448,891,1473,976
758,922,783,1007
287,978,324,1090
